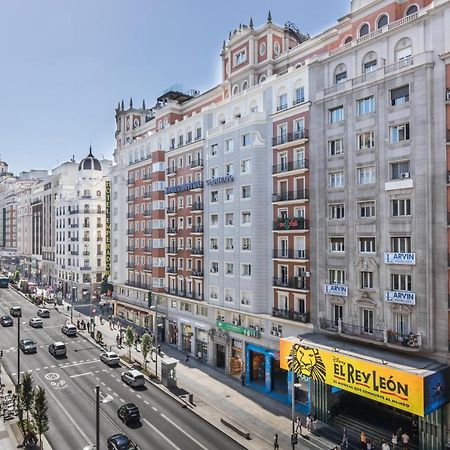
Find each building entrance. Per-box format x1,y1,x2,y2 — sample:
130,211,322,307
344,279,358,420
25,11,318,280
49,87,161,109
216,344,226,368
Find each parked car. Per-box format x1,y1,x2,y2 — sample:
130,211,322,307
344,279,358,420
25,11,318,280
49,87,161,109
0,315,13,327
19,339,37,354
9,306,21,318
29,317,43,328
117,403,140,425
61,323,77,336
120,370,145,388
107,434,138,450
48,342,66,358
100,352,120,366
37,308,50,318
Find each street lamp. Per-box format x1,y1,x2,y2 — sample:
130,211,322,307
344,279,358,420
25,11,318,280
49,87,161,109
16,312,21,390
71,286,76,324
94,385,113,450
288,346,299,450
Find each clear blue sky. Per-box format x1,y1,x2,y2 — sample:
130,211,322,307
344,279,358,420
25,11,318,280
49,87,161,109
0,0,349,174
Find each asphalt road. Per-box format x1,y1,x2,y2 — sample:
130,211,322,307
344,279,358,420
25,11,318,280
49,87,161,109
0,288,245,450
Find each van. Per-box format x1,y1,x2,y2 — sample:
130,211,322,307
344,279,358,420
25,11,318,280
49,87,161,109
48,342,66,358
9,306,21,318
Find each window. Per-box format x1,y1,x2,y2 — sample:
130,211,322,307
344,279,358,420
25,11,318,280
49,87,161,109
241,133,251,147
335,71,347,84
357,96,375,115
278,94,288,110
359,237,376,253
333,304,343,326
405,4,418,16
390,161,410,180
357,166,376,185
362,309,374,334
240,159,250,173
391,236,411,253
344,36,352,45
225,139,234,152
241,185,251,199
242,237,251,251
389,122,409,144
357,131,375,150
241,211,251,224
391,273,412,291
225,238,234,250
242,264,252,277
330,106,344,123
360,271,374,289
211,144,218,157
294,87,305,104
329,268,345,284
329,170,345,188
225,213,233,225
225,163,233,176
210,167,218,178
210,191,218,203
210,214,219,226
235,49,247,65
391,198,411,217
377,14,388,29
225,188,233,201
393,313,410,336
328,138,344,156
363,59,377,73
329,237,345,252
225,263,234,275
328,203,345,220
210,262,219,274
195,127,202,140
359,23,369,37
390,85,409,106
396,46,412,62
358,201,376,218
210,238,218,250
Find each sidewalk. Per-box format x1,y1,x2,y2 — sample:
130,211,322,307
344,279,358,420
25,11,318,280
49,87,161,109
61,303,342,450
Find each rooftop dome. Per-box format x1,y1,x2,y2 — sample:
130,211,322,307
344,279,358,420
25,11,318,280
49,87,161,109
79,146,101,171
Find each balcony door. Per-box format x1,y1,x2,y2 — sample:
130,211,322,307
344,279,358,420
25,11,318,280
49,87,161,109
333,304,343,327
295,148,305,169
394,313,409,336
279,238,288,258
279,265,288,284
279,180,288,198
362,309,374,334
279,152,288,172
295,236,305,259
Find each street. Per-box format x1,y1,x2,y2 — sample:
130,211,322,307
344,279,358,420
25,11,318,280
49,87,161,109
0,288,245,450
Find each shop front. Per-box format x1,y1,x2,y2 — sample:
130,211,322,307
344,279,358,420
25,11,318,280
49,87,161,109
168,318,178,345
181,322,193,353
280,336,450,450
229,338,243,378
195,328,208,362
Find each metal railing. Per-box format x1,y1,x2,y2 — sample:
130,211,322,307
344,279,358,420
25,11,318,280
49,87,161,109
192,270,204,277
272,190,309,202
273,249,308,260
272,308,309,323
166,206,176,214
127,178,135,185
272,130,308,146
272,159,308,174
166,266,177,274
191,247,203,255
192,225,204,233
191,202,203,211
166,246,178,254
166,167,177,175
191,159,203,168
167,227,177,234
272,277,309,290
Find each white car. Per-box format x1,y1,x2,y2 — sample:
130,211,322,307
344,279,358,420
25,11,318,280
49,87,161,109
121,369,145,388
37,308,50,318
29,317,43,328
61,323,77,336
100,352,120,366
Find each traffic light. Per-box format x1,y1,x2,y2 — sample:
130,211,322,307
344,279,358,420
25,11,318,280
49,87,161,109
0,350,3,358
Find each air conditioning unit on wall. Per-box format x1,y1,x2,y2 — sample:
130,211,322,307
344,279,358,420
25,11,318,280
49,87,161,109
400,172,410,179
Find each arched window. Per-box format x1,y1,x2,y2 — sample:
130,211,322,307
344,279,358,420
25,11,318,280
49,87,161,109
359,23,369,38
334,63,347,85
377,14,389,29
232,85,239,95
344,36,353,45
362,51,377,74
96,190,101,197
259,75,267,83
395,37,413,62
405,4,418,16
242,80,248,91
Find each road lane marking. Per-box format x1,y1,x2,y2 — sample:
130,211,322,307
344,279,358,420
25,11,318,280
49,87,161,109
144,400,149,405
160,413,209,450
143,418,181,450
136,394,142,399
151,406,158,411
70,372,93,378
113,393,118,397
119,398,125,402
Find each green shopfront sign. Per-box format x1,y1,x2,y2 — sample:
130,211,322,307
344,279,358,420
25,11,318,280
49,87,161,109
216,321,261,338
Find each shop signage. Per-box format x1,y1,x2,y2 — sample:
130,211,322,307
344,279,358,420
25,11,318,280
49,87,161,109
385,291,416,305
216,321,261,338
105,180,111,277
384,253,416,265
280,338,450,416
205,175,234,186
164,180,203,195
325,284,348,297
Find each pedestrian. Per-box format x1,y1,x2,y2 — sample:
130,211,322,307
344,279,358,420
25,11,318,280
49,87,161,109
119,336,123,347
240,371,245,386
273,433,279,450
77,319,80,329
295,416,302,436
306,414,312,431
382,440,391,450
366,438,372,450
360,431,367,450
116,333,120,347
312,413,318,432
185,353,190,364
401,431,409,450
87,322,90,333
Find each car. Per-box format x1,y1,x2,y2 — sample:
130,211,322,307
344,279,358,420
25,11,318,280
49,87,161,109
107,434,138,450
19,339,37,354
117,403,140,425
61,323,77,336
48,342,66,357
100,351,120,366
120,369,145,388
37,308,50,318
9,306,21,318
29,317,43,328
0,315,13,327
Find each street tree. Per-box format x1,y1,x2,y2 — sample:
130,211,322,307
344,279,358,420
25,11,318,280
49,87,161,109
32,386,49,450
125,326,134,361
141,332,151,372
20,372,35,424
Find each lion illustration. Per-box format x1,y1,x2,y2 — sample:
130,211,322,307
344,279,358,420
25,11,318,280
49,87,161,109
288,344,326,383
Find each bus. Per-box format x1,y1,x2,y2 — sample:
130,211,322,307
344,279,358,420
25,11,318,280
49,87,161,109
0,276,9,288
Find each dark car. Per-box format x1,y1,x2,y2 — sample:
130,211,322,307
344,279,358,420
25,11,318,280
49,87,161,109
107,433,139,450
19,339,37,354
117,403,140,425
1,315,13,327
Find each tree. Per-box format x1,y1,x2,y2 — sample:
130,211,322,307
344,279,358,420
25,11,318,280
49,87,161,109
32,386,49,450
125,326,134,361
141,333,151,372
20,372,35,425
13,270,20,284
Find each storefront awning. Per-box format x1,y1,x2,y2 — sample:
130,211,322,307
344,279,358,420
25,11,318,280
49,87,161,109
280,333,450,417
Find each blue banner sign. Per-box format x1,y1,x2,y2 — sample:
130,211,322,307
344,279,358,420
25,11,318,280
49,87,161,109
164,180,203,194
385,291,416,305
205,175,234,186
384,253,416,265
325,284,348,297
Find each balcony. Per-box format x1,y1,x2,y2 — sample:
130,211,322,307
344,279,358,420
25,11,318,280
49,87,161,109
167,166,177,175
127,262,135,269
70,223,79,228
143,210,152,217
167,227,177,234
166,266,177,274
125,280,150,290
192,270,204,277
191,247,203,255
97,223,102,228
276,103,288,112
144,264,152,271
127,195,135,202
127,246,135,252
293,97,305,106
272,130,308,147
272,308,309,323
71,237,78,242
69,209,79,215
191,202,203,211
166,206,176,214
192,225,204,233
144,228,152,235
82,251,90,256
272,159,309,175
166,246,178,254
165,288,194,299
191,159,203,169
273,249,308,260
80,266,92,271
127,229,134,235
143,173,151,180
143,191,151,199
319,318,422,350
273,218,308,231
272,190,309,203
97,237,103,242
273,277,309,290
127,212,135,219
127,178,135,185
143,246,152,253
70,251,79,256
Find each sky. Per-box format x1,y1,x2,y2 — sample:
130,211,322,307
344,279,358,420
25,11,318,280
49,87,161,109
0,0,349,174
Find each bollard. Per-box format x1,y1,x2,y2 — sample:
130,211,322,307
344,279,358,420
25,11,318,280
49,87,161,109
189,393,194,404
